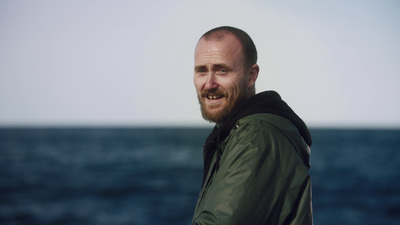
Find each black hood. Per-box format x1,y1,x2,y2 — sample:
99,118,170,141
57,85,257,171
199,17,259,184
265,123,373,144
201,90,312,186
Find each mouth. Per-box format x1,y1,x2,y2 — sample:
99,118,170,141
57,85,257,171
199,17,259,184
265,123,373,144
200,88,226,107
206,94,223,100
201,92,225,107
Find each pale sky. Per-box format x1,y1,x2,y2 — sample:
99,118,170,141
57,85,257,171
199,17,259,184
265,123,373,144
1,0,399,128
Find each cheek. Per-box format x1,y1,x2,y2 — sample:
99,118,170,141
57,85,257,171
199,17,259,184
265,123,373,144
193,77,203,93
228,80,243,93
193,76,199,87
226,80,246,100
237,77,249,91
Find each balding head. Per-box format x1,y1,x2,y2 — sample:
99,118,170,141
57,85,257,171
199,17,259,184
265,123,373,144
198,26,258,68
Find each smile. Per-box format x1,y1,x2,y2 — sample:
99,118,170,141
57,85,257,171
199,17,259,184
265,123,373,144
207,94,223,100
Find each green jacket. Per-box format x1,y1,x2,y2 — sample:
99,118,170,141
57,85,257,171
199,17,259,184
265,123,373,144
191,113,313,225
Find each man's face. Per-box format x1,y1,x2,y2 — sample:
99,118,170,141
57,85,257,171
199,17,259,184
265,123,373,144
194,35,254,123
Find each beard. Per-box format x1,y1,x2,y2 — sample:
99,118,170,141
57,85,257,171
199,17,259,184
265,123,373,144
198,88,248,124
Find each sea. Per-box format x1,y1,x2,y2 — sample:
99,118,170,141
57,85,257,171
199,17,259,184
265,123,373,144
0,127,399,225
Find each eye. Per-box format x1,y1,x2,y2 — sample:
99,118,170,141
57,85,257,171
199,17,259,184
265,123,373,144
199,70,208,75
216,68,228,75
195,66,208,75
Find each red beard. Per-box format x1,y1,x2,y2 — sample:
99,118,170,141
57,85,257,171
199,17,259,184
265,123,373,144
198,88,247,124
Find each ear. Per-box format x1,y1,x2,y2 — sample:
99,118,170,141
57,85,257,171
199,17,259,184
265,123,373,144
248,64,259,88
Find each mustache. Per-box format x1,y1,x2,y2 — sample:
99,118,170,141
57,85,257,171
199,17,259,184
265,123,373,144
200,88,226,98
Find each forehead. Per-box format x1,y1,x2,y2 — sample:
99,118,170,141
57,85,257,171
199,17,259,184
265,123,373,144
195,35,244,65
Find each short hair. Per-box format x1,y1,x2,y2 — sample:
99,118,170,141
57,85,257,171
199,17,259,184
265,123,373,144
199,26,258,68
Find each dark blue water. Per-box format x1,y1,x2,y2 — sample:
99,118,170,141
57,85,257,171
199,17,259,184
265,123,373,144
0,128,399,225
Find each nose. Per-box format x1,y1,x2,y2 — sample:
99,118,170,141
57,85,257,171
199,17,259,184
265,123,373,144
204,73,218,90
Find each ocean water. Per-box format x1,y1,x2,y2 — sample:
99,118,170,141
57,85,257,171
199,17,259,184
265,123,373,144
0,127,399,225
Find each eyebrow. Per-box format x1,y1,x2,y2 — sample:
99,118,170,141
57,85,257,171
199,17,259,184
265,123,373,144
194,65,206,72
213,64,233,71
194,64,233,72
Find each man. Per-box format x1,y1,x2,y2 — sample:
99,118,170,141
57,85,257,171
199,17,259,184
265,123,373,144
191,26,313,225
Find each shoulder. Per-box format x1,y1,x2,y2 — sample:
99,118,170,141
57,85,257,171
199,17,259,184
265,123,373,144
227,113,299,142
220,113,306,160
221,113,310,170
237,113,296,130
219,114,291,156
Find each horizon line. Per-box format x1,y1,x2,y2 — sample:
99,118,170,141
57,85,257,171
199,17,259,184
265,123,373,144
0,123,399,130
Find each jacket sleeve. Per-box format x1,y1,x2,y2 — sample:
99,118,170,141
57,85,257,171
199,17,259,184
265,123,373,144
192,120,312,225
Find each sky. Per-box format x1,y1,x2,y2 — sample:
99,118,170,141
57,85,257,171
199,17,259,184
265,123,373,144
0,0,399,128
